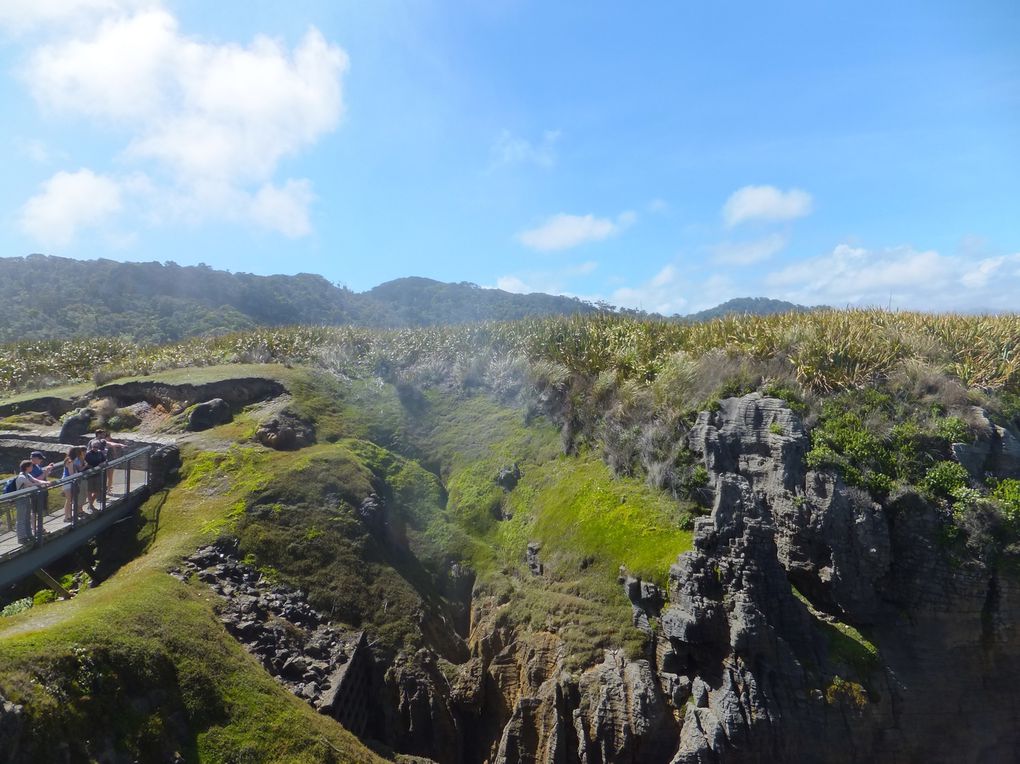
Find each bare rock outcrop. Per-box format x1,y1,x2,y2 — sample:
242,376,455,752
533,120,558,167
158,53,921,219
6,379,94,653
0,695,24,762
952,407,1020,480
659,393,1020,763
187,398,232,431
255,412,315,450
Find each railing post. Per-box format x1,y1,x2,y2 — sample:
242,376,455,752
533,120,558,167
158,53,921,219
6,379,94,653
72,477,80,526
100,464,107,512
125,453,132,495
33,488,43,545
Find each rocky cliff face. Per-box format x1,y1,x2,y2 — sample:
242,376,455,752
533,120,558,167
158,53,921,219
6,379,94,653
417,393,1020,763
199,392,1019,763
661,393,1020,763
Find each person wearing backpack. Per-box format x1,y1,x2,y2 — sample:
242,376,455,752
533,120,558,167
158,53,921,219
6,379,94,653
15,460,50,544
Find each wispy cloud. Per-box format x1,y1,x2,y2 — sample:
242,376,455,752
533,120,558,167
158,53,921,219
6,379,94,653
495,260,598,294
491,129,560,168
517,211,635,252
712,233,789,265
723,185,812,227
15,137,63,164
766,243,1020,311
611,264,688,315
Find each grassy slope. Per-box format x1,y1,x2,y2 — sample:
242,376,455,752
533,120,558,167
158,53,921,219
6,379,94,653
0,364,696,758
0,374,386,763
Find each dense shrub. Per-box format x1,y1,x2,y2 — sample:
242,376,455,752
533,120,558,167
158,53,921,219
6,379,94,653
991,479,1020,525
1,597,33,617
923,461,970,499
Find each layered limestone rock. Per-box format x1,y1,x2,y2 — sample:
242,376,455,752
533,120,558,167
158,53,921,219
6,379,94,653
660,393,1020,763
197,391,1020,762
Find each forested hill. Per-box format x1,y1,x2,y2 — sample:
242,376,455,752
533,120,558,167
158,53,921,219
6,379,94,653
0,255,599,343
360,276,601,327
683,296,816,322
1,255,816,344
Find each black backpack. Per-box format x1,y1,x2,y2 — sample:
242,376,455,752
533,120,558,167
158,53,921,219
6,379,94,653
85,450,105,468
3,476,18,494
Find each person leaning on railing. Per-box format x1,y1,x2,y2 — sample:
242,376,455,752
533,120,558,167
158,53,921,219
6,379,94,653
93,429,126,494
60,446,86,523
84,440,107,512
29,450,57,480
15,460,50,544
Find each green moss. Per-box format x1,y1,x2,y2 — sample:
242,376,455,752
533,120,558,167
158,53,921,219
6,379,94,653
824,676,869,708
288,370,355,443
498,581,647,672
0,575,382,763
501,453,692,585
0,411,56,431
823,619,879,674
0,435,385,763
234,439,464,656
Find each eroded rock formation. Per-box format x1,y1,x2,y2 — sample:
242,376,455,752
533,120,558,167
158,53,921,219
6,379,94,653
196,392,1020,762
661,393,1020,763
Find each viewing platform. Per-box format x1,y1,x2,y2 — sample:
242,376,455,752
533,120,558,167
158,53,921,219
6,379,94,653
0,448,153,590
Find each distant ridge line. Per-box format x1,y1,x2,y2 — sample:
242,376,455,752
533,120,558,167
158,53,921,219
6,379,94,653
0,254,815,343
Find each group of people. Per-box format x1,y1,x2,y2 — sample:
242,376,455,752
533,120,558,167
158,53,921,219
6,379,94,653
10,429,126,544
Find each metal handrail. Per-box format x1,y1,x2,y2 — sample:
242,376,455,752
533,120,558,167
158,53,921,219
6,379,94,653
0,447,150,501
0,446,152,553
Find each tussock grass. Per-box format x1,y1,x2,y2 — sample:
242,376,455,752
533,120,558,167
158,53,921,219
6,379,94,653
2,310,1018,398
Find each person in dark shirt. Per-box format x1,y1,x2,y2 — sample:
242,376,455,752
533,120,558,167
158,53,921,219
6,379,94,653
84,441,107,511
93,430,127,493
28,451,57,480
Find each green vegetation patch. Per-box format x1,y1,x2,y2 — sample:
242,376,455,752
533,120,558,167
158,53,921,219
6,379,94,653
806,389,975,500
822,619,879,675
0,439,384,763
501,453,693,586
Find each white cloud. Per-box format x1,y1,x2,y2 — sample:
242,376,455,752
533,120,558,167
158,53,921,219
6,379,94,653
495,275,530,294
517,211,635,252
14,6,347,242
648,198,670,214
0,0,154,34
25,10,346,184
495,261,598,295
959,254,1020,290
25,9,177,122
250,180,314,238
491,129,560,168
712,233,789,265
723,185,813,227
611,265,689,315
766,243,1020,311
19,169,123,247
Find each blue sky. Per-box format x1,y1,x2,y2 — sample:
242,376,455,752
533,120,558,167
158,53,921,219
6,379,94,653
1,1,1017,313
